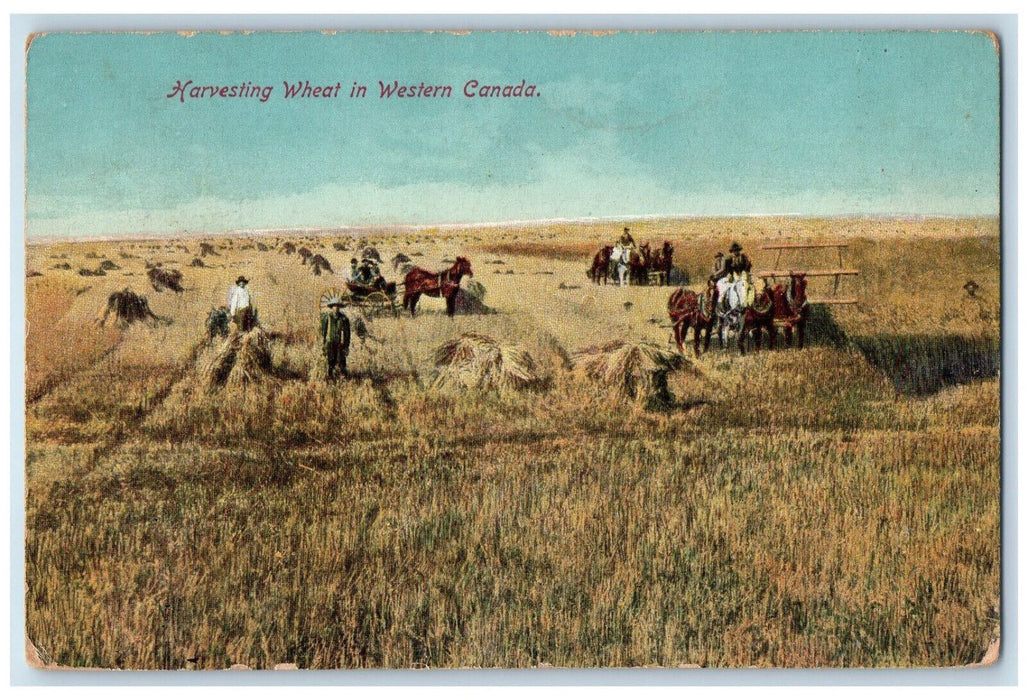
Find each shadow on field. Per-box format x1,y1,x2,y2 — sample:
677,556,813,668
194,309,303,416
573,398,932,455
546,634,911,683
803,305,851,349
808,306,1000,396
851,333,1000,397
406,303,497,317
646,397,712,413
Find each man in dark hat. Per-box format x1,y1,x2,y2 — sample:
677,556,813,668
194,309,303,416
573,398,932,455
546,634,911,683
726,241,751,281
618,226,636,250
320,297,351,379
724,241,754,306
356,259,379,286
228,275,255,331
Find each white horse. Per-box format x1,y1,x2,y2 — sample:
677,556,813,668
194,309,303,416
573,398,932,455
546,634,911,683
716,277,750,347
610,244,631,287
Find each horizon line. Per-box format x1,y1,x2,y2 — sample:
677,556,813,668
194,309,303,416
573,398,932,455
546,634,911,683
25,212,1000,245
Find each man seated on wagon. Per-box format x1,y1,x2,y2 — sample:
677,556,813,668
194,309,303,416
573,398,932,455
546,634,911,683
356,259,378,285
617,226,637,252
712,242,756,310
726,241,751,280
725,241,755,306
349,258,393,295
710,251,727,283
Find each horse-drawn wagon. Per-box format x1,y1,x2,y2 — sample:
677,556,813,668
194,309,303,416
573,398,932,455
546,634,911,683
320,282,400,317
319,256,475,319
590,241,676,286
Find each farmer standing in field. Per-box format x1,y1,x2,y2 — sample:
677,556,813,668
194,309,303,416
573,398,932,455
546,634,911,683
320,297,351,380
228,275,256,331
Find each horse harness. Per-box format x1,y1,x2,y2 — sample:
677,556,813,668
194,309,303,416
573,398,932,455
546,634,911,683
670,288,716,327
775,283,809,325
785,284,809,311
437,268,452,291
750,292,774,316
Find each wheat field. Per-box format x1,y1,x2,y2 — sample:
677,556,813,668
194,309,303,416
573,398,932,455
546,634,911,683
24,216,1000,669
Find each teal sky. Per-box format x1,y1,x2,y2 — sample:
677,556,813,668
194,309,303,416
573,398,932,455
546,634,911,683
26,30,999,238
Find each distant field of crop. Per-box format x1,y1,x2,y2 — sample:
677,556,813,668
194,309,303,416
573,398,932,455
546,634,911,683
24,216,1000,669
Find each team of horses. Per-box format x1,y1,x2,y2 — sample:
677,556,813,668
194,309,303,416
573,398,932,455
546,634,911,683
591,241,674,286
354,247,810,359
668,273,810,356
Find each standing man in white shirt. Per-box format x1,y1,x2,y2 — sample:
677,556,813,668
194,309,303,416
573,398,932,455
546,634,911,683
228,275,255,331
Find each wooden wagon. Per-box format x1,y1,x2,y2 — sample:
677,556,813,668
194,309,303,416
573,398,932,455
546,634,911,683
319,282,401,317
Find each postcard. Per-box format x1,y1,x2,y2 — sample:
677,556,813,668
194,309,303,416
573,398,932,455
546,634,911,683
23,28,1000,670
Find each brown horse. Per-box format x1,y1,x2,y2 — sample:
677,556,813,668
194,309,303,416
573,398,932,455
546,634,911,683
655,241,674,286
629,243,652,285
738,284,776,354
402,256,473,317
668,283,718,356
771,273,810,348
651,249,666,285
590,245,613,284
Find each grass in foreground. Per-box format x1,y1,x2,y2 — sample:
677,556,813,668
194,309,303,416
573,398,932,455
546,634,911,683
24,220,1000,668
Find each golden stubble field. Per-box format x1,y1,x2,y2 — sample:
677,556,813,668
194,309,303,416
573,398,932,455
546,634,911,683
24,216,1000,669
